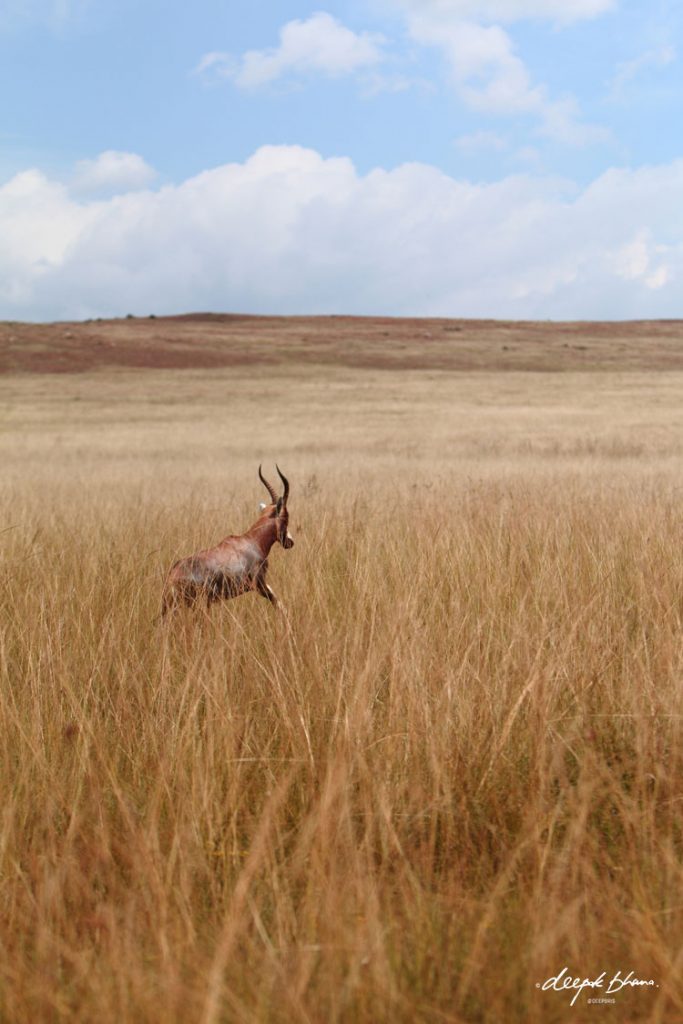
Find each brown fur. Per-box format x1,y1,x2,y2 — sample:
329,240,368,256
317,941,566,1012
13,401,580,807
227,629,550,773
160,470,293,618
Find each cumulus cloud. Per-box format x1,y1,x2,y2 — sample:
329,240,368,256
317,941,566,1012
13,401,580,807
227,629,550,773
407,14,607,144
195,12,385,89
0,170,96,308
1,145,682,321
613,230,672,289
71,151,157,195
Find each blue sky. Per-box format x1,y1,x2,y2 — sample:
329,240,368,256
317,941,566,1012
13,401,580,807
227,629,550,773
1,0,682,320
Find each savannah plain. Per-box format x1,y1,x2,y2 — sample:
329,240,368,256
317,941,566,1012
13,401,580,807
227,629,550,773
0,314,682,1023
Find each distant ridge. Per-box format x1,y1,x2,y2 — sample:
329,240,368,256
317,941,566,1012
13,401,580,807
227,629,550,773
1,314,681,374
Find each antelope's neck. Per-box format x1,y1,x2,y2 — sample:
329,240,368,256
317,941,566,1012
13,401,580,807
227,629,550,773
246,517,278,555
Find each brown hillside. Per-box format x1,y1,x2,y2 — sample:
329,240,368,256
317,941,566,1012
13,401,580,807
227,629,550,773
1,313,682,373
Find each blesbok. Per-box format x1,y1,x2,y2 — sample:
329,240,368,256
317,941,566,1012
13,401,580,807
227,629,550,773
160,465,293,618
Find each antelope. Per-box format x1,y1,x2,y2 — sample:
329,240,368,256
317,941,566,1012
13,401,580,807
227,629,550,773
160,465,293,618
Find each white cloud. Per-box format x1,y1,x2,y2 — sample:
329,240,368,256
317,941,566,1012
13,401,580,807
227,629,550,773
71,151,157,195
512,144,542,165
610,45,676,97
613,230,671,290
387,0,616,26
1,145,682,321
0,170,96,307
645,266,670,290
407,14,607,144
617,234,650,279
194,52,236,78
455,130,507,152
195,12,385,89
0,0,89,30
192,7,607,144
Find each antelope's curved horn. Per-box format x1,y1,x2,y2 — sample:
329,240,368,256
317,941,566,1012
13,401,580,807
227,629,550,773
276,465,289,504
258,465,277,504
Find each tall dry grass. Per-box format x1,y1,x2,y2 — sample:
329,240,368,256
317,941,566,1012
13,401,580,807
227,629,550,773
0,472,681,1023
0,366,682,1022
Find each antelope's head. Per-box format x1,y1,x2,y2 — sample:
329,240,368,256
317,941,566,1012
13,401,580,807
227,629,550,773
258,465,294,549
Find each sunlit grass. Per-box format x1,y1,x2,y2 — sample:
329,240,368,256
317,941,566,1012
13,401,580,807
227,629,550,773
0,366,682,1022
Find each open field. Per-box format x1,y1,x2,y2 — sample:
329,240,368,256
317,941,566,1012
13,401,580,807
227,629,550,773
1,317,682,1022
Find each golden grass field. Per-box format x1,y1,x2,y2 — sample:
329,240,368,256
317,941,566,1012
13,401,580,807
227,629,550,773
0,317,682,1023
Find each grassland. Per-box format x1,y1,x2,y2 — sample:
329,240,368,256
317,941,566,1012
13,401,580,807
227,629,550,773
0,317,682,1023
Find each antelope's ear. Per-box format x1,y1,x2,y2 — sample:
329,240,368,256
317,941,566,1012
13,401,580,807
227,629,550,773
259,502,267,512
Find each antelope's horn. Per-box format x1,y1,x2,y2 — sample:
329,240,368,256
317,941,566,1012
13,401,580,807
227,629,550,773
258,464,277,504
276,465,289,504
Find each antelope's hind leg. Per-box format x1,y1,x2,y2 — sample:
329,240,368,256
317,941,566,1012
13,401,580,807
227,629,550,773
255,575,291,625
256,576,278,606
